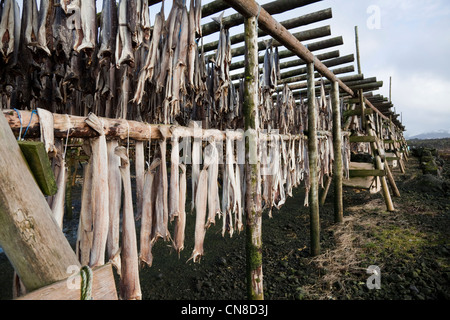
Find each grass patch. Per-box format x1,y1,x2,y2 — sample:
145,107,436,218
363,225,428,262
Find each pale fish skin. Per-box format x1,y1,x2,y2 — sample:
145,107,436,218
85,113,110,268
106,140,122,275
115,146,142,300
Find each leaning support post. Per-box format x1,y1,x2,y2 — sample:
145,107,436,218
307,62,320,256
243,15,264,300
0,112,81,293
331,80,344,223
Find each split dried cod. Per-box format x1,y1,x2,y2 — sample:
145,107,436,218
85,113,110,268
115,146,142,300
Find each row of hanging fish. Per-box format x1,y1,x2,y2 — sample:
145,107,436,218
0,0,208,125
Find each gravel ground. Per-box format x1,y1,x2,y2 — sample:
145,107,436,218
0,153,449,300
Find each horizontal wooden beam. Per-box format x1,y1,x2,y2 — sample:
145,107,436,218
349,169,385,177
224,0,354,96
202,0,323,37
349,136,377,143
17,264,118,300
202,8,333,53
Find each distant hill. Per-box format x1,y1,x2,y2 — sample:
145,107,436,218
407,130,450,140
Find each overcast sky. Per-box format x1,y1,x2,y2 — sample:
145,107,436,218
14,0,450,136
234,0,450,137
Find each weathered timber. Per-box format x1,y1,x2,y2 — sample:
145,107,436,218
283,74,364,91
307,62,320,256
284,65,355,89
18,141,57,196
203,9,332,53
0,112,82,293
230,36,343,72
219,26,332,69
17,264,118,300
319,175,332,206
202,0,323,37
280,54,354,80
385,160,401,197
349,169,385,177
244,15,264,300
224,0,351,94
331,80,344,223
349,136,377,143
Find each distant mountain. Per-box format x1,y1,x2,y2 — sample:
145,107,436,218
407,130,450,140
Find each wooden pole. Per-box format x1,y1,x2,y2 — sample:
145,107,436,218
203,9,333,53
0,112,81,293
331,80,344,223
319,175,332,206
243,15,264,300
355,26,362,74
307,62,320,256
202,0,323,37
385,161,401,197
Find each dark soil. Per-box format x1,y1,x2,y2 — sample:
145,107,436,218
0,151,449,300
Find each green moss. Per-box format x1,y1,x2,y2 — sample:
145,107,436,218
363,225,427,261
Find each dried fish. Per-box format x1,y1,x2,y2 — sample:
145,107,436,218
115,146,142,300
135,141,145,220
21,0,39,50
132,3,163,105
206,139,220,228
116,0,134,67
35,0,53,56
188,142,213,263
77,0,96,53
191,123,201,212
152,131,170,242
76,142,93,266
107,140,122,274
172,163,186,255
139,157,160,268
169,134,180,221
85,113,110,268
98,0,117,60
51,149,67,229
0,0,20,62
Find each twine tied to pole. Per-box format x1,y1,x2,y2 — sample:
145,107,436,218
80,266,93,300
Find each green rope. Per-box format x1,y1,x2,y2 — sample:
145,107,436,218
80,266,93,300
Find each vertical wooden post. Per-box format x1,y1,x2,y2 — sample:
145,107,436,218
354,26,366,130
331,80,344,223
244,15,263,300
389,76,392,102
307,62,320,256
367,125,395,212
354,26,362,75
0,112,81,293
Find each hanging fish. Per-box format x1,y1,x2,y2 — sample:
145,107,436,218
190,123,201,213
77,0,96,54
140,157,160,267
206,138,220,228
172,163,186,255
106,140,122,275
76,141,93,266
98,0,118,60
85,113,110,268
0,0,20,62
135,141,145,220
188,142,212,263
21,0,39,51
115,146,142,300
169,134,180,221
152,131,170,242
116,0,134,67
